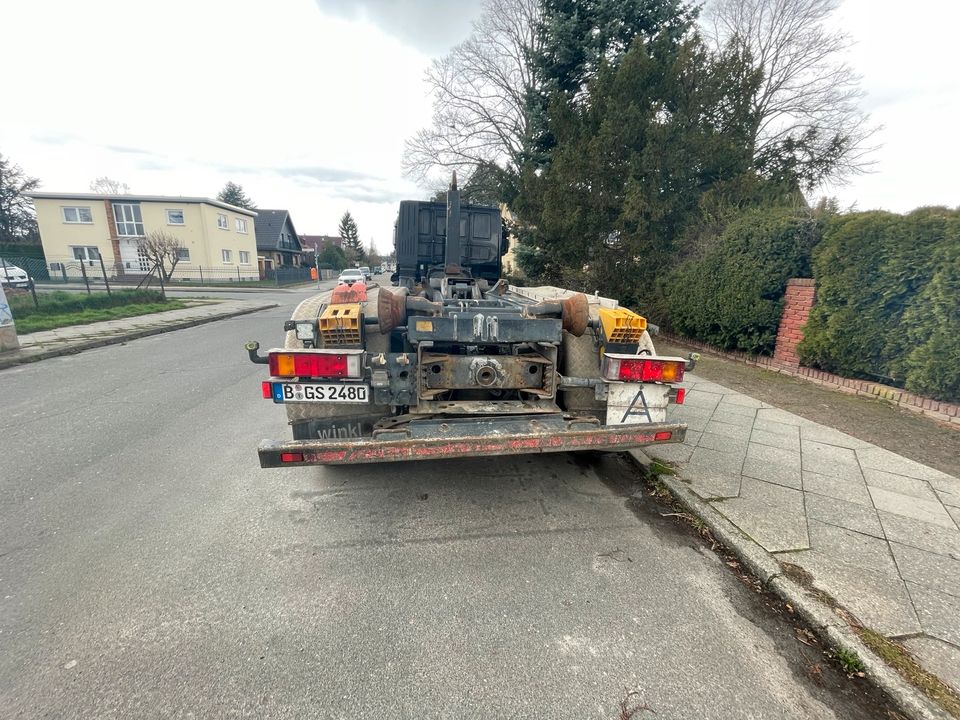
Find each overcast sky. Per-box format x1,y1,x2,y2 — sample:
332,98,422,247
1,0,956,252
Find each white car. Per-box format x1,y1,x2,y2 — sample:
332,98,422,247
338,269,365,286
0,261,32,289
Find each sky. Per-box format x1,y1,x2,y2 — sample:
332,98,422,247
0,0,957,252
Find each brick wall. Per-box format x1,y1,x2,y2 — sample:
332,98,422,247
773,278,816,365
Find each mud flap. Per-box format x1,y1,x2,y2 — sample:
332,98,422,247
291,413,385,441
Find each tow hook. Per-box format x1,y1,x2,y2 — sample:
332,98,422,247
245,341,269,365
686,352,700,372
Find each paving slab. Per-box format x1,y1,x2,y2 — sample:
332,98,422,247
755,407,807,426
858,447,953,483
703,418,753,438
742,443,802,489
864,469,941,501
750,427,802,452
801,470,873,507
902,637,960,694
714,478,808,551
803,493,884,538
778,549,921,637
878,512,960,559
682,447,744,498
890,543,960,597
753,417,802,437
802,440,861,468
869,487,957,529
907,582,960,645
799,425,873,449
697,431,749,455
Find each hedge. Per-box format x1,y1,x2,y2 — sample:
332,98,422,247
798,207,960,402
659,209,819,354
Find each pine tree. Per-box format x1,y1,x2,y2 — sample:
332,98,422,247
217,181,256,209
338,211,364,260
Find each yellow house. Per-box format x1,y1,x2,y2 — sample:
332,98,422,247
26,192,260,281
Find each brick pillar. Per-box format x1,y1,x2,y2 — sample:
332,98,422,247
104,199,122,273
773,278,816,365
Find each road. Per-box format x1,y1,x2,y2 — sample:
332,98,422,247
0,289,891,719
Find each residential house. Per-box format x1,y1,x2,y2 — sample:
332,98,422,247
27,192,259,280
253,210,302,276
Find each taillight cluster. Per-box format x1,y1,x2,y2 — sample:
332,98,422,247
602,354,686,383
268,350,362,379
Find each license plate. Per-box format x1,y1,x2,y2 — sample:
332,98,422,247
269,382,369,404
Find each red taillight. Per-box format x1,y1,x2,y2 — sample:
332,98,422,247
280,452,304,463
261,381,273,398
268,351,360,378
603,355,685,383
675,388,686,404
654,431,673,441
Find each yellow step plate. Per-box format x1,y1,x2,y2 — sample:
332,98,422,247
598,307,647,344
318,303,362,346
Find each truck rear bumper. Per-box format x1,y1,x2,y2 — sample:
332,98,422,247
258,414,686,467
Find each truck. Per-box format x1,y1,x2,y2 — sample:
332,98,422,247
246,175,692,467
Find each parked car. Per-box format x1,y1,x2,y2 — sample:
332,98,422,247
338,268,365,286
0,261,32,289
359,266,372,280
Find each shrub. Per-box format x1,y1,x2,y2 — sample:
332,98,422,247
798,207,960,400
659,209,819,354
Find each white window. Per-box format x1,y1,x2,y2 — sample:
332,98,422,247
62,206,93,224
217,213,228,230
166,209,185,225
222,249,232,263
70,246,101,261
235,218,248,233
239,250,250,264
113,203,144,236
176,247,190,262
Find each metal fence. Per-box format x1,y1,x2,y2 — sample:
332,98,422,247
1,255,316,288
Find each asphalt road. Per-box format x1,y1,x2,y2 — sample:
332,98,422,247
0,290,890,719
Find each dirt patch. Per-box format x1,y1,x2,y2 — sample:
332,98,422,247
658,339,960,478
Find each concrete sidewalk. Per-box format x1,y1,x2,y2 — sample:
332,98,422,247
649,373,960,698
0,299,277,369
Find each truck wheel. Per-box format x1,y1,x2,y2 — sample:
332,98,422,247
559,329,606,420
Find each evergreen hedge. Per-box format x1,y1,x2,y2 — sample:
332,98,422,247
798,207,960,402
659,209,819,354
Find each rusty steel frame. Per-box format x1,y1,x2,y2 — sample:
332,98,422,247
258,421,686,467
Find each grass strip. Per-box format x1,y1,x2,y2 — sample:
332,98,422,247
11,292,187,334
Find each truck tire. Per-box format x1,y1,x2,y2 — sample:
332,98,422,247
559,329,606,420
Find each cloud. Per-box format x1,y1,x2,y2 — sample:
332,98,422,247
136,159,175,171
104,144,153,156
312,0,483,54
272,166,383,183
31,131,80,145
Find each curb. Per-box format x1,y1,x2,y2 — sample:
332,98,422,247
0,303,279,370
627,449,953,720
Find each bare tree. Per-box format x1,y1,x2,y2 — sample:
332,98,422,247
89,176,131,194
403,0,542,189
137,230,184,282
703,0,877,188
